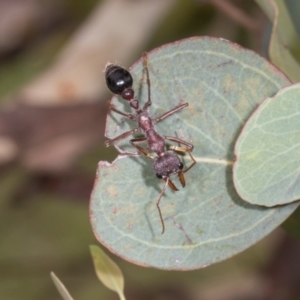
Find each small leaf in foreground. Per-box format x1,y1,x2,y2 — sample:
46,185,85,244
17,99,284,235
90,245,126,300
234,83,300,206
51,272,74,300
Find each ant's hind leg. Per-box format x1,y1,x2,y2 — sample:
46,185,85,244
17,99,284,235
109,105,134,120
142,52,152,110
108,105,136,136
154,102,188,124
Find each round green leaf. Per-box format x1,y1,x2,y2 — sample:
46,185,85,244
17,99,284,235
233,83,300,206
90,37,298,270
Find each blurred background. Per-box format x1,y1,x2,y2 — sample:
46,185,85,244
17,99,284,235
1,0,300,299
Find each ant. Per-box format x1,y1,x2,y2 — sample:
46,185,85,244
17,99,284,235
104,53,196,233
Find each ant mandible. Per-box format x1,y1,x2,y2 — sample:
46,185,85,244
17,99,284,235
104,53,196,234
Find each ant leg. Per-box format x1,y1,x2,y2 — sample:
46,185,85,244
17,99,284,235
109,105,134,120
164,136,196,173
156,178,170,234
174,148,196,174
182,150,196,173
131,137,165,233
108,105,135,135
131,138,177,233
155,102,188,123
142,52,152,110
164,136,194,152
130,138,154,158
104,127,139,147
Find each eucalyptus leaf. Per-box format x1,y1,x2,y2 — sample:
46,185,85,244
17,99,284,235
90,245,126,300
255,0,300,82
90,37,298,269
233,83,300,206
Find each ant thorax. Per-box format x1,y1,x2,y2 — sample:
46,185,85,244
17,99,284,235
137,111,166,155
137,111,154,132
147,129,165,155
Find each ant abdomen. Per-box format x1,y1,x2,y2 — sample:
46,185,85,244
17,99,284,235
105,64,134,100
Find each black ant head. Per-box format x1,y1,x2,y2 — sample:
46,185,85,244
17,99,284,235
153,151,184,179
105,64,134,100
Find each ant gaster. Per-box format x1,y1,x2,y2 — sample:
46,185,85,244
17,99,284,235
104,53,196,234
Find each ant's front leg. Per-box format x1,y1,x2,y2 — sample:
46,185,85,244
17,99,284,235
142,52,152,110
164,136,196,173
131,137,175,235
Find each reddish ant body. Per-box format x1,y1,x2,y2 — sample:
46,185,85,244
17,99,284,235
104,53,196,233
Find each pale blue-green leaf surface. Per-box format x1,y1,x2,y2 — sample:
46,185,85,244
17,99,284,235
90,37,298,270
233,83,300,206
